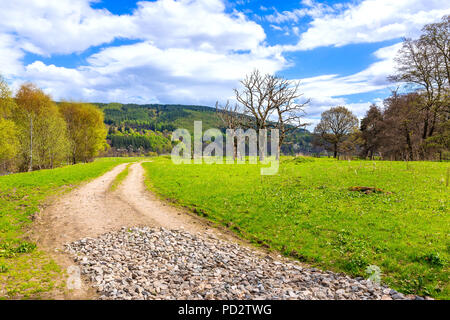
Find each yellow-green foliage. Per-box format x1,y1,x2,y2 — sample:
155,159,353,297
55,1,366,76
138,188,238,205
0,76,19,164
0,118,18,162
59,102,107,164
0,77,109,173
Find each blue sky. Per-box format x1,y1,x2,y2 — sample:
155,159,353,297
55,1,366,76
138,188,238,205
0,0,449,128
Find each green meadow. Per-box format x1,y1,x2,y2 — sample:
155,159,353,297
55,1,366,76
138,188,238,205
0,157,134,298
143,156,449,299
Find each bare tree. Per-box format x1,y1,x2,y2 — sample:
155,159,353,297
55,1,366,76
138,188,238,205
234,70,309,160
215,101,244,160
421,15,450,84
313,106,359,159
389,16,449,141
270,79,310,159
234,70,277,161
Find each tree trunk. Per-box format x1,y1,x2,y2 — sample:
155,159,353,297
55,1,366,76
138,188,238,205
333,143,338,159
423,110,429,140
28,116,33,172
405,128,414,161
258,129,266,161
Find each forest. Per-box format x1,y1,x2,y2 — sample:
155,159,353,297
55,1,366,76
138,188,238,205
98,102,316,157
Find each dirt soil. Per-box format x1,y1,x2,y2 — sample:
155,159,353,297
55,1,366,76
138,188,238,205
32,162,268,299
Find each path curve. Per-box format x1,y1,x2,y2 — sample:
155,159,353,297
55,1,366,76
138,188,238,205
33,162,413,300
33,162,249,299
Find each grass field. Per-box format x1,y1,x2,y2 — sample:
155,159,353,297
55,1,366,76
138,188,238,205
143,156,449,299
0,157,134,298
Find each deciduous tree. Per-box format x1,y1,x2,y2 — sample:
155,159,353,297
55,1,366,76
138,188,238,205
313,106,359,159
59,102,107,163
14,83,68,171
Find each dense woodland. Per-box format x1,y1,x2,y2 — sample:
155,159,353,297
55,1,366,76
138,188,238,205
98,101,314,157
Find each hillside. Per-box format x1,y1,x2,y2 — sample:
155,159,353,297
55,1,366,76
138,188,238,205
94,102,314,155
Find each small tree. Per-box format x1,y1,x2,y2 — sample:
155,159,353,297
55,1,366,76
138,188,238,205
0,76,18,171
314,106,359,159
14,83,67,171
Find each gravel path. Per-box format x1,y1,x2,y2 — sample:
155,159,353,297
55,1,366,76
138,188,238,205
65,227,414,300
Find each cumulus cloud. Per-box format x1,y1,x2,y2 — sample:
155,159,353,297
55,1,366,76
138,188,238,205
0,34,24,77
1,0,285,104
0,0,135,55
283,0,450,51
0,0,448,124
301,43,401,97
21,40,285,104
0,0,266,56
296,43,402,129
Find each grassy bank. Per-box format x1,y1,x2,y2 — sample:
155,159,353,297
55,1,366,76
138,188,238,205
143,157,449,299
0,157,133,298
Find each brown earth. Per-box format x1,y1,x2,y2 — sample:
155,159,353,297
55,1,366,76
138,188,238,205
32,162,269,299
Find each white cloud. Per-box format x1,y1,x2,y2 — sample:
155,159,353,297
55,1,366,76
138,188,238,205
131,0,265,52
283,0,450,51
298,43,401,98
22,41,285,105
266,8,309,24
0,0,266,56
0,0,448,126
0,0,135,55
0,34,24,77
0,0,285,104
296,43,402,129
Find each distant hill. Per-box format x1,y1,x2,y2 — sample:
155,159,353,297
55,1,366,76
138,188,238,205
93,102,314,155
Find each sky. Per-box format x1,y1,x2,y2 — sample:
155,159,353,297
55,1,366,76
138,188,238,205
0,0,449,129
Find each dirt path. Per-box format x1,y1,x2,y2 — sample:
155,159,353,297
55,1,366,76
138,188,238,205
33,161,414,300
117,162,226,236
33,162,254,299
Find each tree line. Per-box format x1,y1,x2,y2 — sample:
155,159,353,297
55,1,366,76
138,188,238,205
0,80,107,173
215,15,448,162
107,126,172,156
314,16,449,161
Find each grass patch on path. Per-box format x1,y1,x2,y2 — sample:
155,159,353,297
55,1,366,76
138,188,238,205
109,163,134,192
143,157,449,299
0,157,135,299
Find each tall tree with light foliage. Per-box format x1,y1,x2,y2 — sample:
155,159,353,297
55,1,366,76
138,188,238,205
14,83,70,171
59,102,107,164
